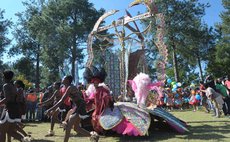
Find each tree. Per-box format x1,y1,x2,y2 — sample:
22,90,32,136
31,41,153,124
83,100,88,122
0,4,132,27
0,9,12,58
33,0,105,81
0,9,12,91
13,57,35,82
10,0,43,90
211,0,230,76
144,0,209,82
179,21,216,81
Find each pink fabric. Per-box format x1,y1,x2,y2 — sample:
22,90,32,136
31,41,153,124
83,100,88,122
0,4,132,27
128,73,164,107
225,80,230,89
128,80,137,93
112,118,141,136
147,82,164,98
189,95,199,105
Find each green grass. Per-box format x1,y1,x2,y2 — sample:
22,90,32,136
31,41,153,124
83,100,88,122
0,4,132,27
14,109,230,142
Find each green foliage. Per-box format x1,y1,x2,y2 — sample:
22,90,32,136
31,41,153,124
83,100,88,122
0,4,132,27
211,0,230,76
143,0,211,82
15,74,33,89
0,9,12,57
0,60,9,91
13,57,36,82
28,0,105,81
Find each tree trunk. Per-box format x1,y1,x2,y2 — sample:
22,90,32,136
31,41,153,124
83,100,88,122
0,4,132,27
197,56,203,81
172,44,179,82
71,35,77,82
35,44,40,91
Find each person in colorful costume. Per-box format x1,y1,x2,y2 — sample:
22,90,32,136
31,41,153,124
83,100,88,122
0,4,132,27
83,67,188,136
83,66,114,134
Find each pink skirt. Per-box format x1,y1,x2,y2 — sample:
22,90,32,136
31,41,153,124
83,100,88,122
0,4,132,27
112,118,141,136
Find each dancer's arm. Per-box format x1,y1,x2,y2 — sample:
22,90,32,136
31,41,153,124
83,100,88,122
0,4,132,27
39,90,58,107
45,86,71,116
0,98,6,106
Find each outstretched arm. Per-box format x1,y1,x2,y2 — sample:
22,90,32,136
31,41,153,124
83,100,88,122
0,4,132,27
0,98,6,106
45,86,71,116
39,90,58,107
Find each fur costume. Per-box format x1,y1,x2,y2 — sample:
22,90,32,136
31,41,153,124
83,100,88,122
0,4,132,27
128,73,163,107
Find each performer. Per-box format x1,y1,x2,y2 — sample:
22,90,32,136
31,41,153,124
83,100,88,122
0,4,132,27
45,75,92,142
39,81,71,136
84,67,151,136
83,66,114,134
0,70,29,142
10,80,31,141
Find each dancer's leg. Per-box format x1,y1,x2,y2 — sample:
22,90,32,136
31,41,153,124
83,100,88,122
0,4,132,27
0,123,8,142
7,123,23,141
64,113,75,142
73,115,90,136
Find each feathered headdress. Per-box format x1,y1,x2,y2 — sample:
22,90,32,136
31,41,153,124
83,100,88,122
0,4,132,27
83,65,107,84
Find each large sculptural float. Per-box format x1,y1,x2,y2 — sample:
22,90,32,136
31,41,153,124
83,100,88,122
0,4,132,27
84,0,189,136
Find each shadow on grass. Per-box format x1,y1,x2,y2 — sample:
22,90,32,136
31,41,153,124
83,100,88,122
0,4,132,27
31,139,54,142
25,124,38,127
115,120,230,142
187,120,230,123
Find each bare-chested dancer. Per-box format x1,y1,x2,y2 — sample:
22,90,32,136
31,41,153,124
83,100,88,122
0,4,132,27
0,70,29,142
7,80,31,142
45,75,92,142
39,81,71,136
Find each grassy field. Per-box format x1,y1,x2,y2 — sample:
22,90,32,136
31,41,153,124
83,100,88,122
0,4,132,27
14,109,230,142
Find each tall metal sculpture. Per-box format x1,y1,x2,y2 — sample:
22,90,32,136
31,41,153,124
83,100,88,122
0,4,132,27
86,0,168,100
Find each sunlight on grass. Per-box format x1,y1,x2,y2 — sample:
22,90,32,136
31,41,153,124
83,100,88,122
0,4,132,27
13,109,230,142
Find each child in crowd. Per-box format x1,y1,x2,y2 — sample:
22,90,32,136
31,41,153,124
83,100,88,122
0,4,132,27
189,90,199,112
174,89,183,110
165,89,174,111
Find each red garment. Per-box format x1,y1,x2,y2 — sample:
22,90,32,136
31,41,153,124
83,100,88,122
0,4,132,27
199,84,206,96
60,87,71,106
225,80,230,90
82,91,95,111
91,86,113,133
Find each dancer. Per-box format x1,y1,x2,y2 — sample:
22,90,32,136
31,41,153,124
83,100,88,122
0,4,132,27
45,75,91,142
0,70,29,142
7,80,31,142
83,66,114,134
39,81,71,136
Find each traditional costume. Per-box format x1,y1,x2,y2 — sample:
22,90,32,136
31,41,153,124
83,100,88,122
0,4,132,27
83,68,189,136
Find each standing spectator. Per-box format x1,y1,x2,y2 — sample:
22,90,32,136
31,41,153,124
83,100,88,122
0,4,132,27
199,81,210,113
165,89,174,111
26,89,37,121
205,77,224,118
36,90,45,121
216,78,230,116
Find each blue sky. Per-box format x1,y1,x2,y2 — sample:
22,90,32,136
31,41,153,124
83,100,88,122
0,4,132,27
0,0,224,63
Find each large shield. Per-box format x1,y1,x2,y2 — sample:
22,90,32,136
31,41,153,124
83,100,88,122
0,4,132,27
148,107,189,133
99,106,123,130
116,102,151,136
